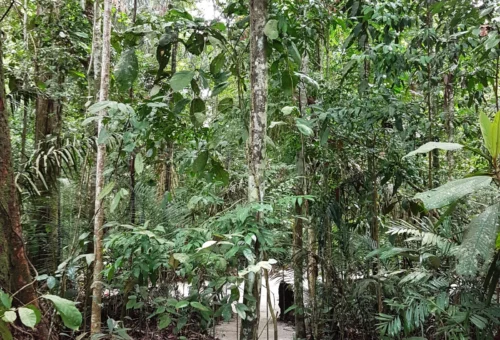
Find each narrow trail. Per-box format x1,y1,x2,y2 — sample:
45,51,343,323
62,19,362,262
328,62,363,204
215,278,295,340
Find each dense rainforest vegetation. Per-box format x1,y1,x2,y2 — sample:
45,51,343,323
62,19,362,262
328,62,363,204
2,0,500,339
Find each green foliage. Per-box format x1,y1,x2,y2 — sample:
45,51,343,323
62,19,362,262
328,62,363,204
403,142,464,159
455,204,500,276
170,71,196,92
114,48,139,91
0,290,81,337
480,111,500,159
6,0,500,338
414,176,492,210
42,295,82,330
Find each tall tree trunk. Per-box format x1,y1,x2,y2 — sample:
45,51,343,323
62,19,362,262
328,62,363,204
299,53,318,339
444,71,454,177
368,137,382,313
293,152,307,340
240,0,267,339
157,39,177,199
0,34,9,288
83,0,101,330
295,55,308,335
0,31,49,339
19,0,29,170
91,0,112,334
31,0,63,275
426,0,434,189
92,0,102,96
33,97,62,274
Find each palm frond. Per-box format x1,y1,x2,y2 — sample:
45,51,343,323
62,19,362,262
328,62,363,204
454,203,500,276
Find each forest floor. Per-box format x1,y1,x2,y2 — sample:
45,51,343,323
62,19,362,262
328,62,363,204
215,278,295,340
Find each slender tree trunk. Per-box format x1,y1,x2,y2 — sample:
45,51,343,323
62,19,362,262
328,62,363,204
129,153,136,224
19,94,29,170
128,5,137,224
19,0,29,170
444,71,454,177
131,0,137,23
426,0,433,189
84,0,101,330
295,59,308,335
92,0,102,96
31,0,63,275
368,139,382,313
91,0,112,334
299,53,318,339
293,151,307,340
264,268,278,340
241,0,267,339
157,34,177,199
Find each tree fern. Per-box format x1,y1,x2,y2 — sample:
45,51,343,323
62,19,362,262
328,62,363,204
454,203,500,276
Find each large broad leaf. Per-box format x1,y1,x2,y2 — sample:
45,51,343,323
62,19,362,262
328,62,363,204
2,311,16,323
42,295,82,330
211,82,229,97
0,291,12,309
403,142,464,159
0,320,12,340
156,30,176,75
218,98,233,112
97,181,115,200
18,307,39,329
414,176,492,210
170,71,195,92
264,19,279,40
288,42,301,67
455,203,500,276
479,111,500,158
295,118,314,136
134,153,144,174
190,98,206,127
281,71,298,96
114,48,139,91
210,53,225,75
211,159,229,185
158,315,171,330
193,151,209,173
190,301,210,312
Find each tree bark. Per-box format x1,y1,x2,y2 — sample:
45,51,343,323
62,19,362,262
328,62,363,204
293,151,307,340
31,0,64,275
240,0,267,339
91,0,112,334
33,96,62,274
299,53,319,339
157,38,177,199
0,31,49,339
444,71,454,177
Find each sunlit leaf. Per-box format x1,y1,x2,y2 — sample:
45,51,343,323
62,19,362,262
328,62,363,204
414,176,492,210
18,307,39,329
42,295,82,330
403,142,464,159
264,19,279,40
